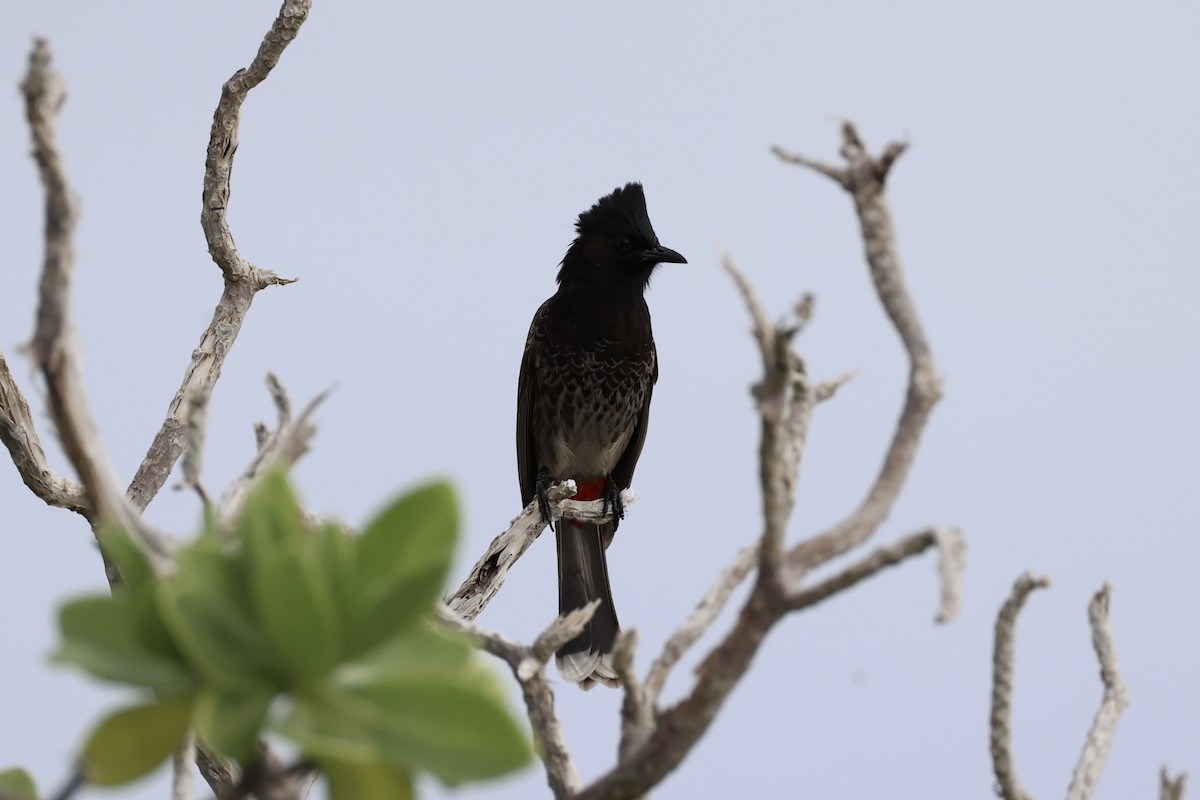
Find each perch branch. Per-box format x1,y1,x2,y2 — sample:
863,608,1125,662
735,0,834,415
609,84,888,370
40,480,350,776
446,483,635,621
1065,583,1129,800
990,571,1051,800
126,0,311,512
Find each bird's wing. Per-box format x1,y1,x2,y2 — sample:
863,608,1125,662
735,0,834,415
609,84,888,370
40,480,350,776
609,341,657,494
516,301,548,507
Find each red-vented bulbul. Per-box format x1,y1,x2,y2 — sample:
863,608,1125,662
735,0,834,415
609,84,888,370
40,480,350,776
516,183,685,689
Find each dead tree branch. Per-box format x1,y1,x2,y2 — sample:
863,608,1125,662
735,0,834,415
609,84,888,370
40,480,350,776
1066,584,1130,800
217,374,330,521
18,39,169,563
1161,768,1188,800
447,483,635,621
990,571,1050,800
0,349,87,514
436,604,588,799
125,0,310,511
776,123,943,576
7,4,313,798
788,526,964,622
568,123,954,800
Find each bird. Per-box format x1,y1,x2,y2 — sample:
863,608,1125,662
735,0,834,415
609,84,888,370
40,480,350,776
516,182,686,689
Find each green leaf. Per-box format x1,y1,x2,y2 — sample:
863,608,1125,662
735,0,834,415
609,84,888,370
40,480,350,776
54,596,194,693
285,624,530,783
239,471,342,681
353,481,458,649
157,546,272,690
324,758,413,800
81,696,193,786
96,523,154,590
320,523,361,617
193,685,275,762
0,767,37,800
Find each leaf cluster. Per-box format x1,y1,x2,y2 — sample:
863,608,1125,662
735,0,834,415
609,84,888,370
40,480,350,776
42,472,529,797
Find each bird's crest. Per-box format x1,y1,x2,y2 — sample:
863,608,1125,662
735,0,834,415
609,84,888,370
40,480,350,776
574,182,658,244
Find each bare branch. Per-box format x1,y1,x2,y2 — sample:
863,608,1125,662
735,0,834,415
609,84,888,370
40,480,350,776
45,766,84,800
781,121,943,574
770,144,848,188
576,575,787,800
446,482,635,621
530,601,600,666
1066,583,1130,800
178,386,213,508
788,527,963,623
720,250,817,579
933,527,967,623
990,571,1051,800
814,369,858,403
0,349,88,515
126,0,311,512
436,606,582,799
20,38,170,563
644,543,758,703
1161,768,1188,800
217,375,330,520
172,732,196,800
613,630,652,765
718,251,774,358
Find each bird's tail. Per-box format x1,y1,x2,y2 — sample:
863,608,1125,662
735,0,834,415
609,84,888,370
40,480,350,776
555,520,620,690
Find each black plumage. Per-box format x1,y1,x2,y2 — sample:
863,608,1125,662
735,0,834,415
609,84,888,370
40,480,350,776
516,183,685,689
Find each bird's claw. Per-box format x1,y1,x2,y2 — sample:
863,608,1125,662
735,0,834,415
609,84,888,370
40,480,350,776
535,469,558,532
602,478,625,532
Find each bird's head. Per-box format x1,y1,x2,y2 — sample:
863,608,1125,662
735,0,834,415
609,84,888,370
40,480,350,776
558,182,686,289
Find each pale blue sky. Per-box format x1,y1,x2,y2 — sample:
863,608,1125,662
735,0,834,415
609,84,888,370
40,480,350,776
3,2,1197,798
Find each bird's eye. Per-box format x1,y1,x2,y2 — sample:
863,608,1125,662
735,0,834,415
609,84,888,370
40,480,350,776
617,237,633,251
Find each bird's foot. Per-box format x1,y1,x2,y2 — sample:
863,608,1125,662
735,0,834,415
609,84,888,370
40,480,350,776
602,477,625,531
535,469,558,531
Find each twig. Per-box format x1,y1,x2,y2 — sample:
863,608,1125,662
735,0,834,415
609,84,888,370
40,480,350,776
178,387,213,508
933,527,967,623
788,527,964,623
446,483,635,621
1065,583,1130,800
613,630,652,763
126,0,311,512
990,571,1051,800
779,122,943,574
814,369,858,403
172,732,196,800
718,250,774,358
0,349,88,515
20,38,170,563
436,606,583,799
643,543,758,704
720,252,813,578
45,766,84,800
217,375,330,521
1160,768,1188,800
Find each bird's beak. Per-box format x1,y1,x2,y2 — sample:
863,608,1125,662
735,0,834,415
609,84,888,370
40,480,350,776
643,245,687,265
